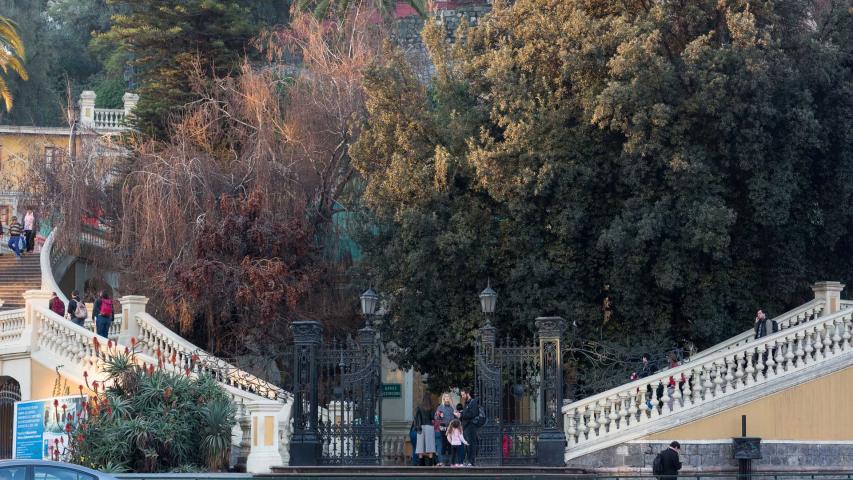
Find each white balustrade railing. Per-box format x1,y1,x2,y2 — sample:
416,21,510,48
93,108,127,129
0,309,25,345
563,307,853,458
83,314,121,342
687,300,825,362
135,312,288,402
35,306,117,375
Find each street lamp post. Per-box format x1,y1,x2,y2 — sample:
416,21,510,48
360,287,379,327
479,283,497,326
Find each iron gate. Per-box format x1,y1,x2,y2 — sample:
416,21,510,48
288,320,382,466
0,377,21,459
475,317,567,466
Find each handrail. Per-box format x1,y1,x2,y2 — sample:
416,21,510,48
563,307,853,454
562,305,849,415
687,300,825,363
41,230,68,304
135,312,290,402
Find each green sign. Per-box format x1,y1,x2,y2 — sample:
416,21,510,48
381,383,401,398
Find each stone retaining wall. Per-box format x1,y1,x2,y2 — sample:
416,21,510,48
394,3,493,81
570,441,853,472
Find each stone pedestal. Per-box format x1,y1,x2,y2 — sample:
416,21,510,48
118,295,148,347
812,282,845,316
79,91,96,127
23,290,54,346
245,401,284,473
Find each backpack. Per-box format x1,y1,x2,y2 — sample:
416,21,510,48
652,451,664,476
472,405,487,427
99,299,113,316
73,300,88,320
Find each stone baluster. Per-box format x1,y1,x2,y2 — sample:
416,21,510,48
813,324,826,361
764,339,777,377
774,340,785,371
783,336,795,371
587,403,599,435
841,315,852,350
577,405,588,440
671,374,682,408
660,380,671,413
803,327,815,362
831,318,843,354
822,321,834,354
617,391,630,427
681,370,693,406
607,395,619,430
734,352,746,387
566,409,577,446
793,331,805,367
754,345,766,382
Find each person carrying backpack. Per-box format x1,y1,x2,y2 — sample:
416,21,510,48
652,441,682,479
93,290,115,338
455,387,484,466
67,290,87,328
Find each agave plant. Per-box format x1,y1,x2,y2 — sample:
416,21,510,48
0,16,28,111
67,349,237,472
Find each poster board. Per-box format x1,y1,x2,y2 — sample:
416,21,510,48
13,395,86,460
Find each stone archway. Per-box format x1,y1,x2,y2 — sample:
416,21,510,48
0,376,21,459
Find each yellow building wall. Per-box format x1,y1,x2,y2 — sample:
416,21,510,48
0,132,69,184
646,365,853,441
29,359,78,400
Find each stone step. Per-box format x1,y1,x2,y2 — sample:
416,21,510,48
267,466,589,478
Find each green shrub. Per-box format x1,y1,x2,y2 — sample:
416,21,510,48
65,340,236,472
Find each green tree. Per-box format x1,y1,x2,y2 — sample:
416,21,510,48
99,0,263,137
351,0,853,392
0,15,27,111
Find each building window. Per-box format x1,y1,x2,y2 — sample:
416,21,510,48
44,146,57,168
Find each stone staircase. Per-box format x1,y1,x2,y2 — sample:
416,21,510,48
0,253,41,310
561,284,853,464
0,229,294,472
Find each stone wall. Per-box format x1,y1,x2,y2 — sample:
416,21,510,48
570,440,853,473
394,3,493,81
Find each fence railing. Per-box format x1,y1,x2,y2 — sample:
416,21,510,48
563,307,853,458
93,108,127,129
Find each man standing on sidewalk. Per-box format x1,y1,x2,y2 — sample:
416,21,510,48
455,388,481,466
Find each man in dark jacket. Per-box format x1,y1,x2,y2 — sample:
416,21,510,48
658,441,682,479
454,388,480,466
67,290,85,328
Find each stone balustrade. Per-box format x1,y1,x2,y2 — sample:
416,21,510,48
93,108,126,129
563,306,853,460
0,309,25,345
134,311,289,403
688,300,825,363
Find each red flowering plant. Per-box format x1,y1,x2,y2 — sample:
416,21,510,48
65,341,236,472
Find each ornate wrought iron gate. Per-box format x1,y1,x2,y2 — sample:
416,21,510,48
288,321,382,466
0,377,21,459
475,318,567,466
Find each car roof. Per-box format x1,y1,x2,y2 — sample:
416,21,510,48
0,460,115,478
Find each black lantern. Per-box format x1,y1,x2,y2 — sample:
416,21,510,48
479,284,497,315
360,287,379,321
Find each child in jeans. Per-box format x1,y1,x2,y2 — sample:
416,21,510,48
445,419,468,467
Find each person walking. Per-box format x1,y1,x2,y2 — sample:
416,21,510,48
6,216,22,258
93,291,114,338
434,393,455,466
455,388,481,466
445,419,468,467
23,209,35,253
49,292,64,317
67,290,87,328
414,396,436,466
654,441,682,479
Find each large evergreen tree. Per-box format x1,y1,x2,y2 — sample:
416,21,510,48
99,0,270,137
351,0,853,391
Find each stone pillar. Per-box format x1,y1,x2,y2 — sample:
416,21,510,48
122,92,139,115
79,91,96,127
535,316,567,467
118,295,148,346
245,401,284,473
236,404,251,471
289,320,322,466
23,290,54,348
812,282,845,316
